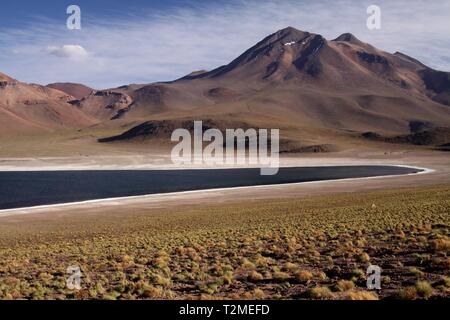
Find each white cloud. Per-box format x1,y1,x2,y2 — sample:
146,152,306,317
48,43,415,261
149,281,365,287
45,45,88,59
0,0,448,88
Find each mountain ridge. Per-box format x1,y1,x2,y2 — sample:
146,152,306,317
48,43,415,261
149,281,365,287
47,83,95,100
1,27,449,150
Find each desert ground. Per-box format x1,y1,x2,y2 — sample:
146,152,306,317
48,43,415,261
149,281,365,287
0,149,448,300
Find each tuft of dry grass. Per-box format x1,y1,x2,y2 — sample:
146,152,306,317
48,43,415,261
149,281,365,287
248,271,264,282
333,280,355,292
397,287,419,300
357,253,370,263
308,287,334,299
273,272,290,282
294,270,314,283
429,238,450,252
341,291,379,300
415,281,434,299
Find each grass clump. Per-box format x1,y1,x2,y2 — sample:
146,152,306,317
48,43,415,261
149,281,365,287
333,280,355,292
248,271,264,282
415,281,433,298
341,291,378,300
307,286,334,299
429,238,450,252
396,287,418,300
294,270,313,283
273,272,290,282
357,253,370,263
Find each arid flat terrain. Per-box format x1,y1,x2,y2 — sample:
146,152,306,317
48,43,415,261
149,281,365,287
0,182,448,300
0,151,448,300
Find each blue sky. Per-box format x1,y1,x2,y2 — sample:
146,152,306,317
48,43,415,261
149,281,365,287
0,1,203,26
0,0,449,88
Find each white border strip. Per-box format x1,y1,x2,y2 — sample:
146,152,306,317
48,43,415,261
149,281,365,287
0,164,434,216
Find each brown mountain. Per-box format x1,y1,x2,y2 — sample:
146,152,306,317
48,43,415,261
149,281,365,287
90,27,450,148
0,74,95,135
0,72,16,82
47,83,94,100
2,27,450,150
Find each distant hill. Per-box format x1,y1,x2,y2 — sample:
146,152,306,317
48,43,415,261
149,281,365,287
0,76,95,135
46,82,94,100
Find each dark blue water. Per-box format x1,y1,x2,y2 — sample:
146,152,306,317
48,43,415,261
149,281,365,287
0,166,421,210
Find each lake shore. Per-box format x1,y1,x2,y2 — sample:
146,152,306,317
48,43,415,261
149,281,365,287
0,150,448,219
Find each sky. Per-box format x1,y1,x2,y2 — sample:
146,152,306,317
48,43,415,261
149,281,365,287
0,0,449,89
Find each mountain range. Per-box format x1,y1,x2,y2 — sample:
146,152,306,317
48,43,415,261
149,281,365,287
1,27,449,151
